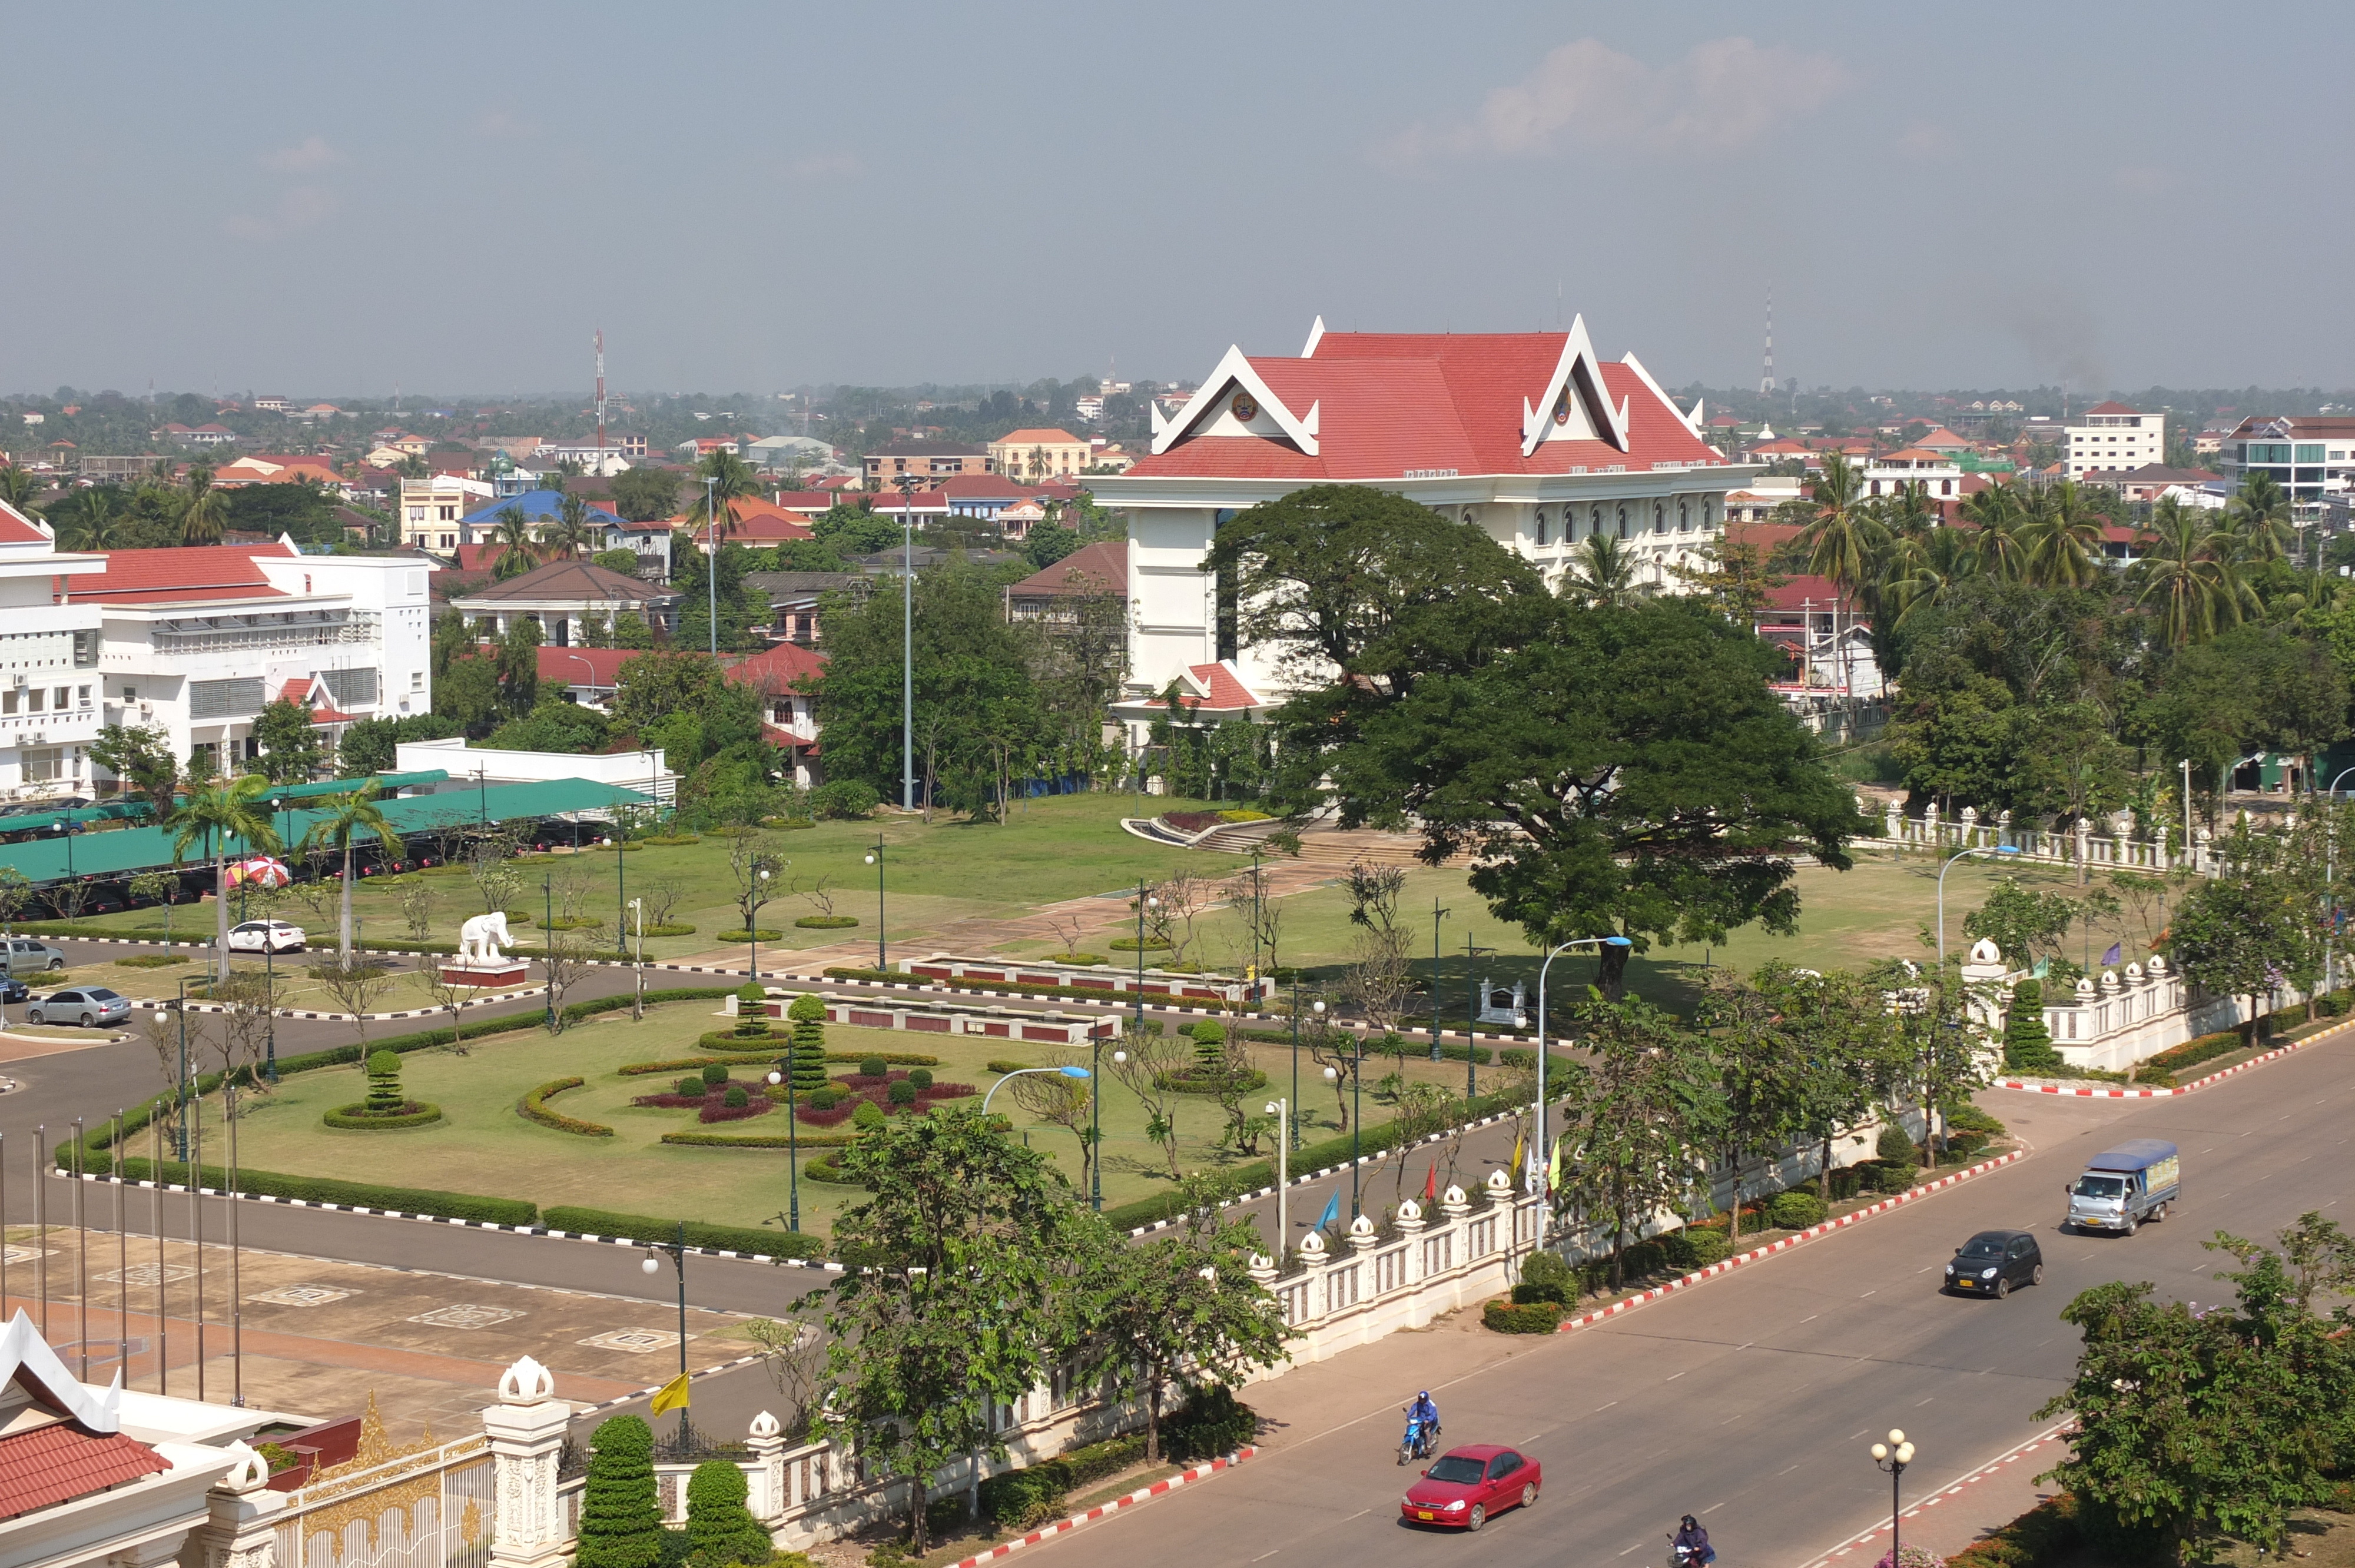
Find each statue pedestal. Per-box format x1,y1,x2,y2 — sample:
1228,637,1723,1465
440,960,530,988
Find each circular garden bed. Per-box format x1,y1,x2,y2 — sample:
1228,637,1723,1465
324,1101,444,1130
794,915,859,929
715,929,784,942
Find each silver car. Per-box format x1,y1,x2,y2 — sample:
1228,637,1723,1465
2,937,67,976
29,987,130,1028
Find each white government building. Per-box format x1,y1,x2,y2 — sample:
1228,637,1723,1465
0,501,432,798
1088,317,1757,741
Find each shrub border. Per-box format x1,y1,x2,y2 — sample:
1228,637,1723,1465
519,1077,613,1137
323,1101,445,1130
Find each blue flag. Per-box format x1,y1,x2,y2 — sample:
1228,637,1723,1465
1316,1189,1341,1235
2102,942,2122,967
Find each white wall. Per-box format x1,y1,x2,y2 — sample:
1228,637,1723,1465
394,737,676,808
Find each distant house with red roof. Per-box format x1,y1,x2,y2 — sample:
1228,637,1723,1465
1091,314,1746,738
1006,540,1126,624
726,640,828,785
987,428,1091,483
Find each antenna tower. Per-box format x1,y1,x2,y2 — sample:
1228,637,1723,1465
595,328,608,471
1759,288,1776,395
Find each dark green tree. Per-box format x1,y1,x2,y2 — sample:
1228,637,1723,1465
1554,994,1723,1287
609,467,681,524
89,722,179,818
250,696,324,784
815,1107,1083,1555
2001,978,2061,1072
576,1414,662,1568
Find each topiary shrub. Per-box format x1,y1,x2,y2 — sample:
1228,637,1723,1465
852,1099,885,1131
1876,1122,1919,1167
365,1049,404,1113
685,1459,771,1567
810,779,880,819
808,1085,843,1111
1161,1384,1258,1461
676,1077,706,1098
1829,1165,1864,1200
734,982,770,1038
1768,1191,1827,1230
858,1055,888,1078
885,1078,918,1106
1514,1248,1575,1305
906,1067,933,1090
576,1415,661,1568
700,1062,729,1087
1661,1228,1730,1270
2002,979,2061,1072
722,1085,749,1109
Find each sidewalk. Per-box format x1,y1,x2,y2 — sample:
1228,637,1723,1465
1801,1429,2065,1568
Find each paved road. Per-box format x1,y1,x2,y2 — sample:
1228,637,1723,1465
1027,1031,2355,1568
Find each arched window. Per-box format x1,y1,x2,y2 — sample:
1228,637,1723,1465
1534,509,1549,546
1677,500,1691,531
1590,504,1603,540
1616,504,1628,539
1653,502,1666,534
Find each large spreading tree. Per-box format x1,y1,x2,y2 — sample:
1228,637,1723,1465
1217,484,1864,995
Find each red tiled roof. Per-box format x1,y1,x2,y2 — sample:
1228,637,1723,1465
1873,448,1953,464
2081,400,2141,417
1009,540,1126,597
536,646,637,687
726,641,828,694
0,500,49,545
70,543,297,603
1759,574,1863,614
278,677,359,723
1130,331,1720,481
996,427,1084,446
0,1423,169,1519
936,473,1033,499
1185,662,1263,712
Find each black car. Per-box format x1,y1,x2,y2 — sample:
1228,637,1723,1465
1943,1230,2044,1297
0,976,26,1004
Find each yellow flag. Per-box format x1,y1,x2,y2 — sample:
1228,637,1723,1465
1547,1138,1563,1193
650,1373,691,1415
1509,1128,1524,1184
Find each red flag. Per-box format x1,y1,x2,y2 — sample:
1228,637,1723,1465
1424,1162,1438,1203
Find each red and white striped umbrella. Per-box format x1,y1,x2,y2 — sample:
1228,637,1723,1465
227,856,293,888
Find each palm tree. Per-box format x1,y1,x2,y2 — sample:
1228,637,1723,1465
489,504,539,581
1793,452,1886,591
2228,469,2295,562
1956,484,2029,582
165,774,280,981
0,464,44,520
1561,531,1643,607
538,492,598,559
64,488,127,552
682,449,760,542
2132,499,2238,647
2017,480,2107,589
1888,525,1982,626
180,463,230,546
301,780,395,964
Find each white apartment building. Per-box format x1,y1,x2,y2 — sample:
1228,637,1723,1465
1864,447,1963,501
0,503,107,802
2066,401,2165,480
1087,316,1748,724
2219,414,2355,505
80,542,432,776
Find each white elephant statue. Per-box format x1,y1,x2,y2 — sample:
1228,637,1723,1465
457,911,514,965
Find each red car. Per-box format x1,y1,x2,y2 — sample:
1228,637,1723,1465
1399,1444,1541,1532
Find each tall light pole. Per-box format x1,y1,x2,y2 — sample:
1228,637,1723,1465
1870,1429,1916,1568
864,839,887,970
1534,935,1632,1225
704,475,719,659
1429,896,1450,1061
638,1226,691,1446
1935,844,2022,961
1265,1095,1289,1255
1463,936,1493,1102
2181,755,2193,859
983,1063,1090,1117
765,1053,815,1235
2321,769,2355,992
897,472,917,810
628,896,645,1021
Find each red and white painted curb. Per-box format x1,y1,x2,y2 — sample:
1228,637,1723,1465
1554,1152,2027,1334
944,1448,1257,1568
1800,1426,2066,1568
1995,1016,2347,1099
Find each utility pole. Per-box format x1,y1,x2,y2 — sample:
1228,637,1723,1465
898,472,917,810
1429,897,1450,1061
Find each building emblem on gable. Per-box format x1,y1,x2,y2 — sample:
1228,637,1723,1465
1230,391,1258,421
1553,388,1571,426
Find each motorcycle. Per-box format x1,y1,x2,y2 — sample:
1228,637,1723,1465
1398,1411,1439,1465
1669,1537,1718,1567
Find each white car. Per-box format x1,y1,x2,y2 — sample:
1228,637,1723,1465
227,919,306,954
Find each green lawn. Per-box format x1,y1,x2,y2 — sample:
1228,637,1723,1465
196,995,1484,1233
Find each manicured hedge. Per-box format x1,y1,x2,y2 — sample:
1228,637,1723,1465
794,915,858,929
539,1206,827,1259
1152,1068,1269,1095
715,929,784,942
102,1156,536,1225
520,1078,613,1137
1484,1298,1564,1333
659,1130,856,1150
824,965,1245,1009
2141,1030,2244,1079
324,1101,445,1130
978,1434,1147,1530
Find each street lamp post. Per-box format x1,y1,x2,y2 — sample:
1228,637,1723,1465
628,896,645,1021
983,1062,1090,1117
1264,1095,1289,1255
639,1226,691,1445
897,473,916,810
2322,769,2355,993
1116,882,1160,1212
1870,1429,1916,1568
1429,897,1450,1062
864,839,886,969
704,476,719,659
1463,936,1493,1102
1287,976,1303,1152
764,1055,809,1235
542,873,555,1030
1534,935,1633,1228
172,974,204,1161
748,866,770,982
1935,845,2023,961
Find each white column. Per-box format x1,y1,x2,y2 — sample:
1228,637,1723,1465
746,1412,788,1526
485,1356,573,1568
186,1442,284,1568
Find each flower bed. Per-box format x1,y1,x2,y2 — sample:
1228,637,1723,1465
794,915,859,929
698,1098,771,1124
324,1101,445,1130
795,1102,857,1127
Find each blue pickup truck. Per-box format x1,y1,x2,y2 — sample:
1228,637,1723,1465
2065,1139,2181,1235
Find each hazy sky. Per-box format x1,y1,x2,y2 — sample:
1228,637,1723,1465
5,2,2347,399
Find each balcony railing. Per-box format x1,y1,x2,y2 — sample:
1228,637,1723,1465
150,612,377,655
